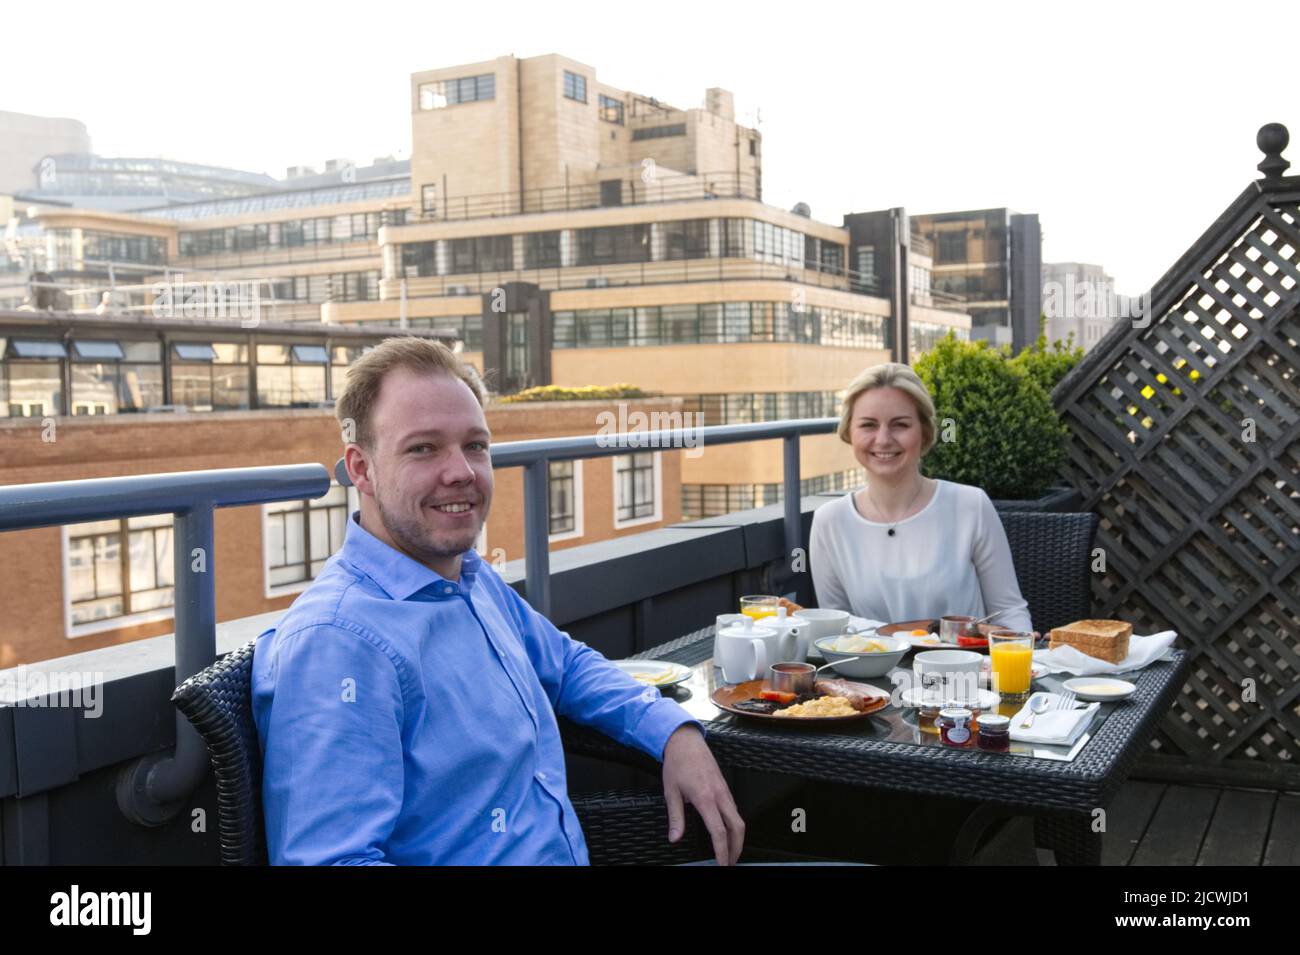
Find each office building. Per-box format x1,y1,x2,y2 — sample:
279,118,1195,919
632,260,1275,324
909,208,1042,351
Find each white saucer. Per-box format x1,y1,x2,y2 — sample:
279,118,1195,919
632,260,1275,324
899,687,1002,710
1061,677,1136,702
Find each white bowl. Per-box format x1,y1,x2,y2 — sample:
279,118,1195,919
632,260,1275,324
815,635,909,678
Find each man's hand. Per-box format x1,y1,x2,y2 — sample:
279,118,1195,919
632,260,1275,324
661,724,745,865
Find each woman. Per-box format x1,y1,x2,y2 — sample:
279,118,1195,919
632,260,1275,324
809,362,1033,631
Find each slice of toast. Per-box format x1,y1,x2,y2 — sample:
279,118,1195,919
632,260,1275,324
1048,619,1133,663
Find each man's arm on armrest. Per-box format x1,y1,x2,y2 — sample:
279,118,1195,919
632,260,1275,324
254,623,407,865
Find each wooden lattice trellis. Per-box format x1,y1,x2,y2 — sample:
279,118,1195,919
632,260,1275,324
1054,127,1300,787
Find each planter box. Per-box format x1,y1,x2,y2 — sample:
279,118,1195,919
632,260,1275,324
991,486,1083,513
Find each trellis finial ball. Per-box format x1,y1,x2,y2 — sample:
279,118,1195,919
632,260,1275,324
1257,123,1289,155
1256,123,1290,180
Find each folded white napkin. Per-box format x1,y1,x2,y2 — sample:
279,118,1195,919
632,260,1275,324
1008,693,1100,745
1033,630,1177,676
848,616,888,633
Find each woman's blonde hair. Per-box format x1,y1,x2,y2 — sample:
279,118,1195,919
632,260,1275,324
837,362,937,454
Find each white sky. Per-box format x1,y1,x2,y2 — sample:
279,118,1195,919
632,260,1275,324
6,0,1297,293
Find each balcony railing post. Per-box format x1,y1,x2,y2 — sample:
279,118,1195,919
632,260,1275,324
522,458,552,617
117,503,218,821
775,432,802,595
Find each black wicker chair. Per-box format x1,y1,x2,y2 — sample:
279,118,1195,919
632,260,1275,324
998,510,1100,632
172,639,712,865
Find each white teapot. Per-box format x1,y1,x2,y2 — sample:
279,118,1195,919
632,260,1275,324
761,607,810,662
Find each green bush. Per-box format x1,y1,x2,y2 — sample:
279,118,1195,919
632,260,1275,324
1009,331,1085,396
913,334,1067,500
496,383,649,403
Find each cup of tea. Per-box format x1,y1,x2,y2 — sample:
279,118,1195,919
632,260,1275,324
792,608,851,644
913,649,983,704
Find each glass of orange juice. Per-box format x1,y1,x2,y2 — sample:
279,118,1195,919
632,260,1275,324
989,631,1035,701
739,595,780,621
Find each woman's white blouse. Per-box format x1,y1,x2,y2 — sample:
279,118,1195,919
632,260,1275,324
808,480,1033,631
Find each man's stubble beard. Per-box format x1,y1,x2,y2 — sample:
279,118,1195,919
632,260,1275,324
373,481,491,567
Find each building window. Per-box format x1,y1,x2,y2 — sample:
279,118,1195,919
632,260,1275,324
422,184,438,217
598,94,624,124
256,343,329,407
663,219,711,260
420,73,495,110
524,231,562,269
448,235,513,274
264,485,354,592
854,246,876,294
326,270,381,303
401,241,437,278
66,515,174,632
576,224,650,266
563,71,587,103
937,231,967,263
548,460,584,540
614,452,659,527
547,301,887,350
4,338,67,416
70,340,164,415
170,342,250,410
630,124,687,141
331,344,370,400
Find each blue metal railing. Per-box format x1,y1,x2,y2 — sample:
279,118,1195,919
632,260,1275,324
0,418,837,822
336,418,838,617
0,465,331,825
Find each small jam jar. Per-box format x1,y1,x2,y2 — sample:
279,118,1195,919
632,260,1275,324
937,707,974,748
918,701,942,734
947,697,983,727
977,714,1011,751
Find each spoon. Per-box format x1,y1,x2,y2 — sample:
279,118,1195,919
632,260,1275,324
1018,693,1051,728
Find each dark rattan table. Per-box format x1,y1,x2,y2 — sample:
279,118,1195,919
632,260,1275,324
562,626,1191,864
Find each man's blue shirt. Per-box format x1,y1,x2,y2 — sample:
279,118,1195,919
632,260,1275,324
251,512,701,865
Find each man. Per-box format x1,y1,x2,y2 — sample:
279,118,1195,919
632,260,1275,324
252,336,744,865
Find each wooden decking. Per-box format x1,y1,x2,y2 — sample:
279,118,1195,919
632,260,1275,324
1100,780,1300,866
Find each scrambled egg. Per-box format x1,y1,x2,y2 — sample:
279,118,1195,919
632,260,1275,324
781,695,858,718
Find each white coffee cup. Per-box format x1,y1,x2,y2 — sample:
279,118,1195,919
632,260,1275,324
913,649,983,703
793,608,851,645
716,620,777,683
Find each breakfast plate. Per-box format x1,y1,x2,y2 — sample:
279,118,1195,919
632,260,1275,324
613,659,693,688
712,679,890,723
1061,677,1136,702
880,620,1047,652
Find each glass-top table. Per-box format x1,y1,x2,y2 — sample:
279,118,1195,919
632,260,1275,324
560,625,1191,865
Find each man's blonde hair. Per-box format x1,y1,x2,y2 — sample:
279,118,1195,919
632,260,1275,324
837,362,937,454
336,336,486,449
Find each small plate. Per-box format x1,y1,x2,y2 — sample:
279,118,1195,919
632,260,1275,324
899,686,1002,710
1061,677,1136,702
712,680,890,722
613,659,692,688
